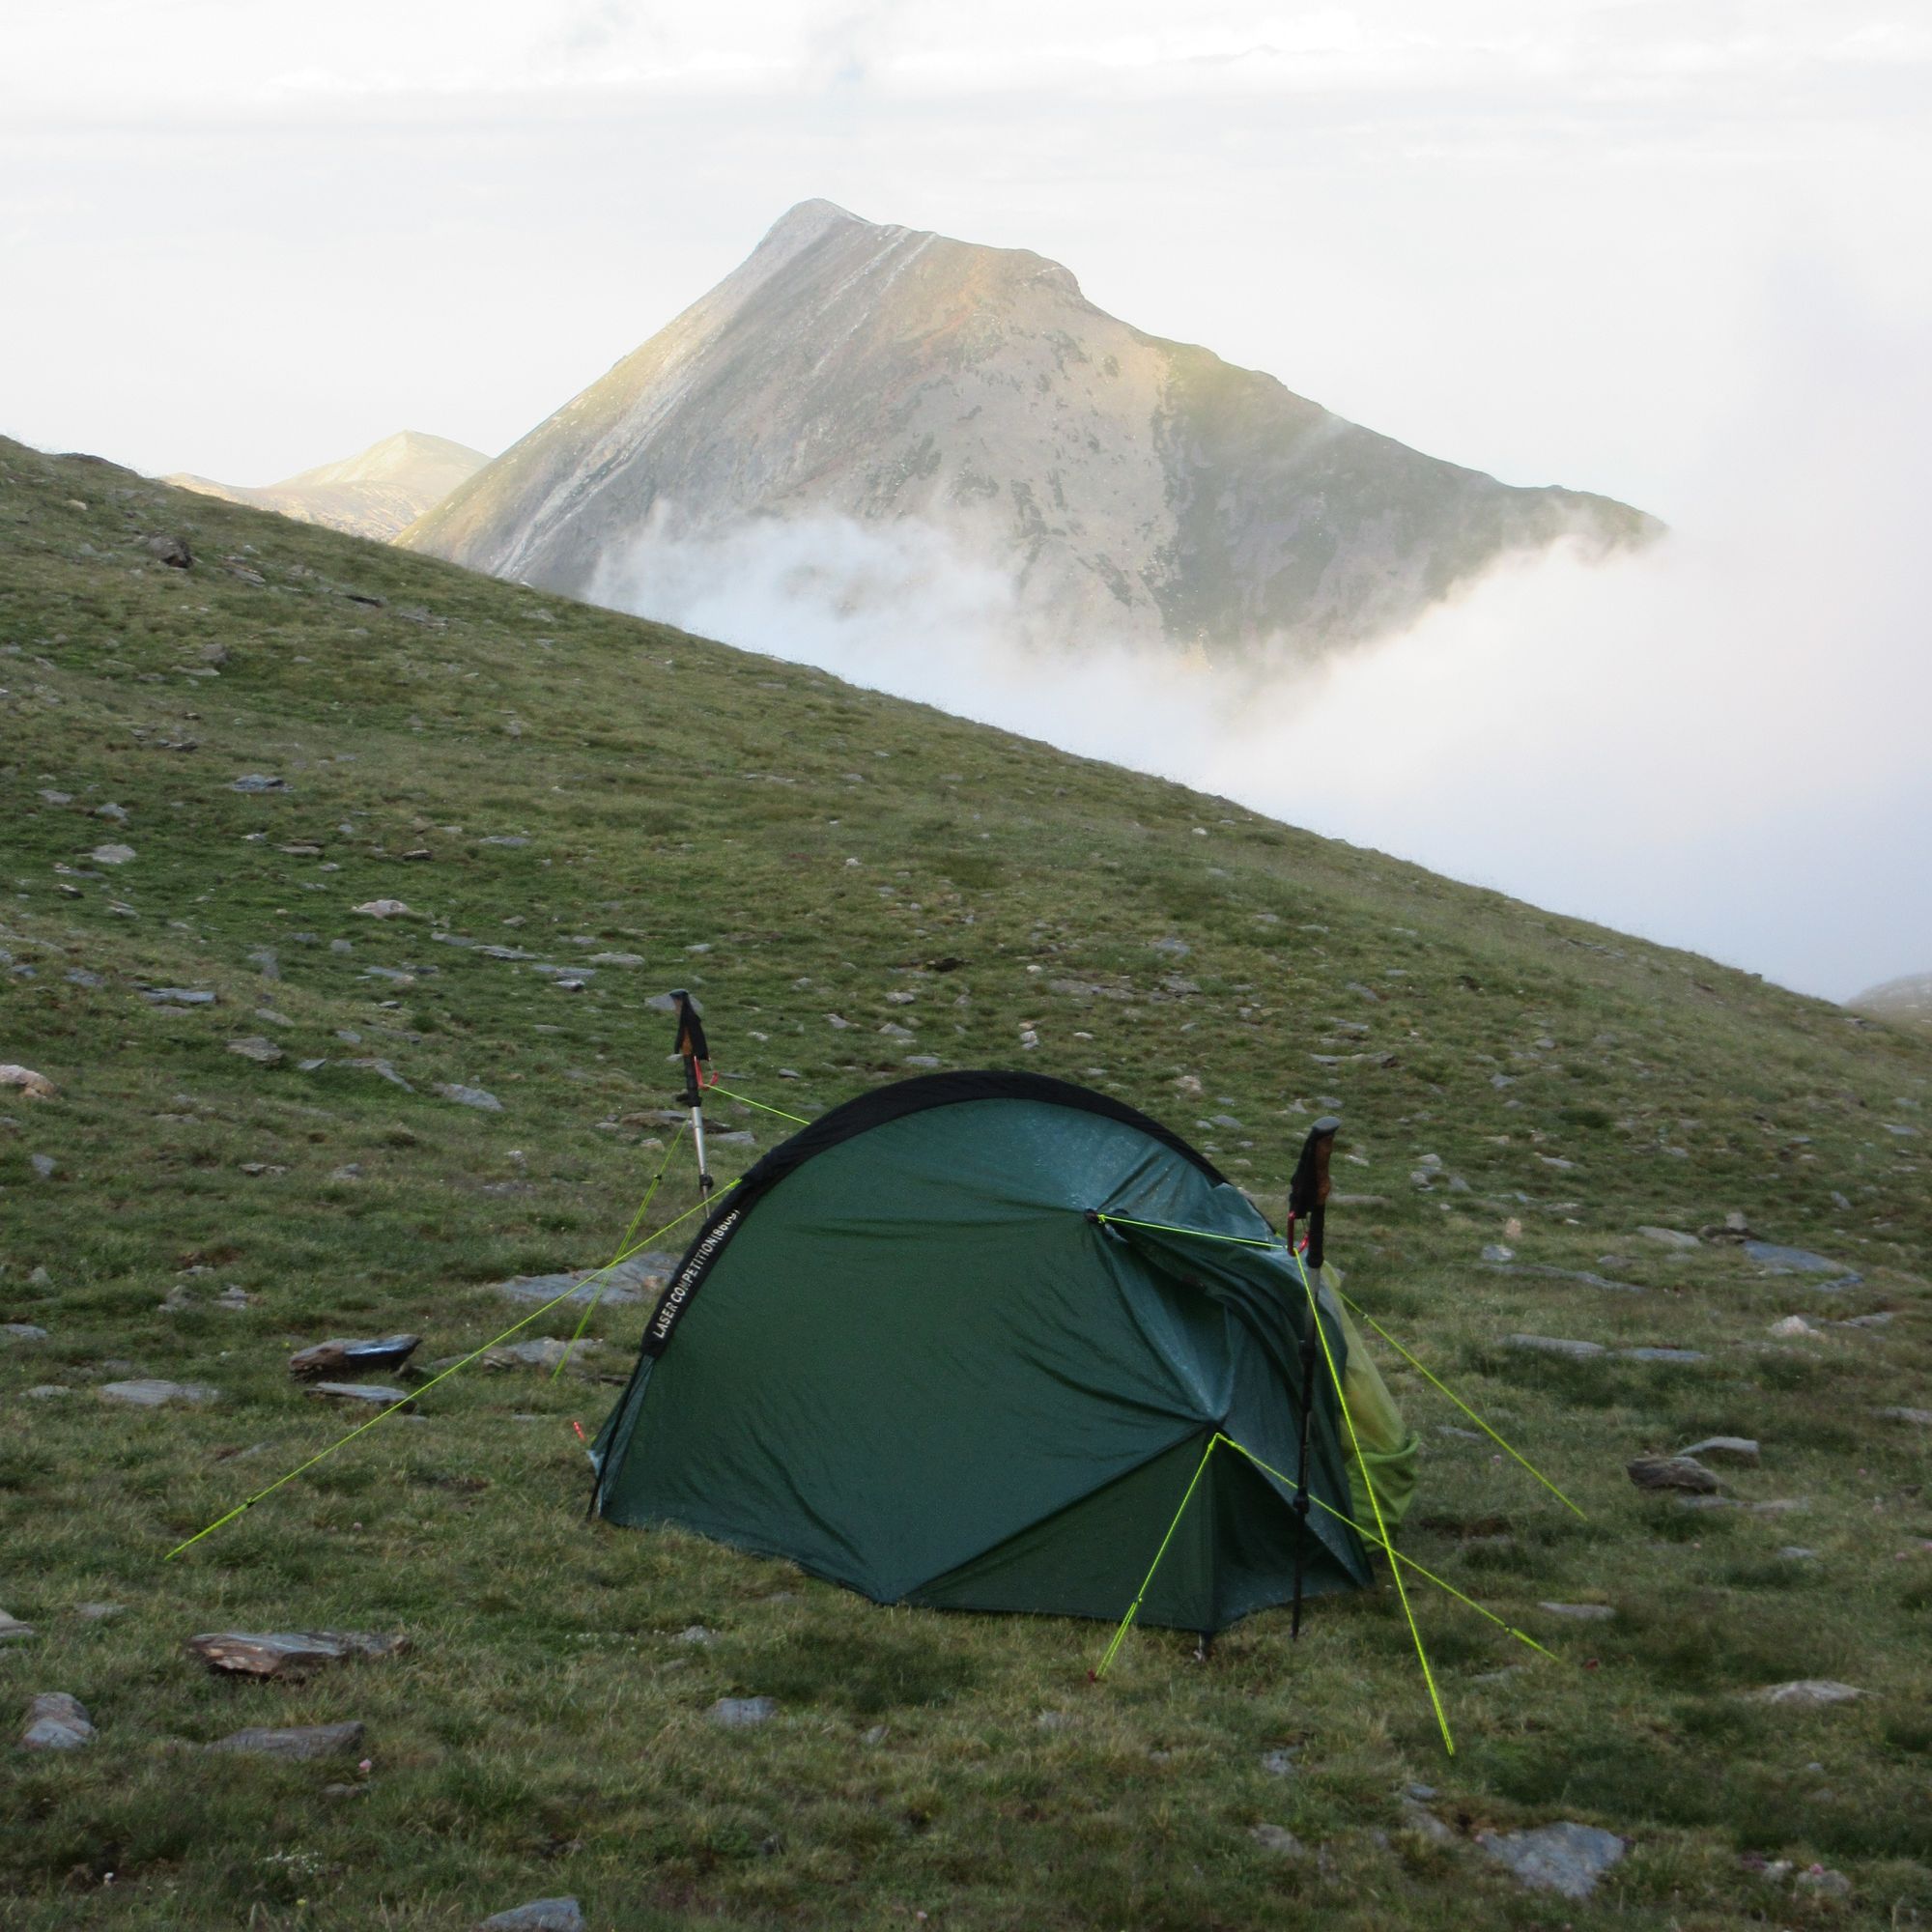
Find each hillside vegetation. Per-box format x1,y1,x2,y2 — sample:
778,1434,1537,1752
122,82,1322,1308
2,436,1928,1930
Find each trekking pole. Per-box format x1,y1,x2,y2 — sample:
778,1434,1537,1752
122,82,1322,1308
1285,1117,1341,1638
670,990,715,1207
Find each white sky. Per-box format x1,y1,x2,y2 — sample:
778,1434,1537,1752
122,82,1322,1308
5,3,1929,998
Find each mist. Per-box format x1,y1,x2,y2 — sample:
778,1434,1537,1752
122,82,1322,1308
589,293,1931,1007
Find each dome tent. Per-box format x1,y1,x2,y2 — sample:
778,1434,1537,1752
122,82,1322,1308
590,1070,1415,1634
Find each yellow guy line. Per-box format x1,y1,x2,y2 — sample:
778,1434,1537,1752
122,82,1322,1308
1330,1285,1587,1520
1292,1247,1455,1754
163,1186,737,1561
552,1121,688,1381
709,1083,811,1127
1213,1435,1554,1661
1092,1435,1220,1680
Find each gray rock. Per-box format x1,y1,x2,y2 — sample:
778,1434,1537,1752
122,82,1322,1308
187,1631,408,1678
308,1382,408,1406
1627,1455,1719,1493
1752,1679,1865,1707
435,1083,502,1111
1744,1240,1860,1284
1400,1796,1455,1844
1506,1334,1605,1359
353,899,413,919
66,968,101,987
1539,1602,1615,1621
481,1339,596,1373
74,1603,123,1620
21,1385,70,1401
1479,1822,1625,1898
231,774,288,793
4,1322,49,1341
247,948,280,979
1795,1867,1853,1899
1682,1435,1759,1464
675,1626,715,1646
1150,937,1191,957
348,1058,412,1090
1876,1406,1932,1427
1636,1226,1700,1250
22,1691,95,1749
497,1252,676,1308
147,533,193,567
89,842,135,866
1480,1243,1515,1264
142,986,215,1006
0,1611,39,1642
208,1720,365,1760
289,1335,420,1378
708,1696,777,1729
29,1154,55,1179
1616,1346,1706,1363
1248,1823,1306,1858
1259,1748,1297,1776
99,1378,220,1406
476,1900,584,1932
226,1037,284,1065
1777,1547,1818,1561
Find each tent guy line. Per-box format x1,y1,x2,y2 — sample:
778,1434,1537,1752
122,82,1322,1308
162,1185,733,1561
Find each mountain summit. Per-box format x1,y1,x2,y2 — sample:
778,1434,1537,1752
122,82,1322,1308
172,430,487,543
404,201,1656,656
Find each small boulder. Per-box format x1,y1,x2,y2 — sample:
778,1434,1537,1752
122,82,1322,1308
1479,1822,1626,1899
1753,1680,1865,1708
4,1323,49,1342
21,1691,95,1750
353,899,414,919
435,1083,502,1112
208,1720,364,1760
99,1379,220,1407
1538,1603,1615,1621
142,986,215,1006
1249,1823,1306,1858
1636,1227,1700,1250
1768,1315,1820,1339
0,1610,38,1643
146,533,192,567
476,1900,584,1932
186,1631,408,1678
1628,1455,1719,1493
707,1696,777,1729
1876,1406,1932,1427
231,774,288,793
308,1382,408,1406
1682,1435,1759,1464
287,1335,420,1379
0,1065,56,1100
226,1037,284,1065
89,843,136,867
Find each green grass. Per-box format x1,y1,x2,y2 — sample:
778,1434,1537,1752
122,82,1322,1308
1,435,1929,1928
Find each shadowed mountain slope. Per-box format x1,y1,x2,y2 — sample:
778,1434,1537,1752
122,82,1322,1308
171,430,487,542
403,201,1658,660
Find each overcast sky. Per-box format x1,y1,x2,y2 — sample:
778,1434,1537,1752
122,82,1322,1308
5,3,1928,998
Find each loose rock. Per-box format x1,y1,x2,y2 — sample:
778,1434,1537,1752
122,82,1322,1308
0,1610,38,1643
226,1037,284,1065
231,774,288,793
1628,1455,1719,1493
99,1379,220,1407
1506,1334,1604,1359
289,1336,421,1378
476,1900,584,1932
353,899,414,919
186,1631,408,1678
21,1691,95,1749
1682,1435,1759,1464
308,1382,408,1406
1249,1823,1306,1858
1539,1602,1615,1621
1636,1227,1700,1250
208,1720,365,1760
1753,1680,1865,1707
708,1696,777,1729
0,1065,56,1100
436,1083,502,1112
1478,1822,1626,1899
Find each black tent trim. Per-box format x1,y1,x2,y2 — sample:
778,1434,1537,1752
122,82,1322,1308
637,1070,1229,1364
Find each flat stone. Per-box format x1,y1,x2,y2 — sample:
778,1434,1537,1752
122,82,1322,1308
187,1631,408,1678
22,1385,70,1401
1506,1334,1605,1359
435,1082,502,1113
1539,1602,1616,1621
4,1323,49,1341
22,1691,95,1750
231,774,289,793
1682,1435,1759,1464
708,1696,777,1729
1249,1824,1306,1858
348,1058,412,1090
74,1603,123,1620
1636,1227,1700,1250
208,1720,365,1760
1745,1241,1860,1284
1479,1822,1626,1899
1481,1243,1515,1264
0,1065,57,1100
1616,1346,1706,1363
497,1252,676,1308
99,1378,220,1407
1769,1316,1821,1338
476,1900,584,1932
1753,1680,1865,1707
288,1335,420,1378
1876,1407,1932,1426
675,1626,715,1646
226,1036,284,1065
1400,1796,1456,1844
1777,1547,1818,1561
89,843,135,866
1628,1455,1719,1493
0,1611,38,1643
142,986,214,1006
308,1382,408,1406
353,899,413,919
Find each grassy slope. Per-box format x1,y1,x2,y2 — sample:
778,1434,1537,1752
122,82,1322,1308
1,436,1928,1930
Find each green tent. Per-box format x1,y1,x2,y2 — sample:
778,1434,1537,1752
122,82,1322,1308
591,1071,1415,1634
